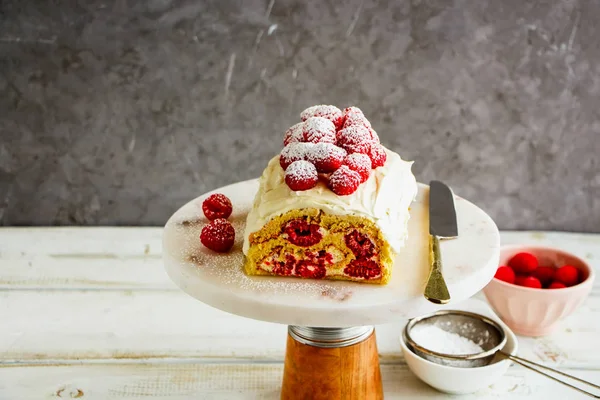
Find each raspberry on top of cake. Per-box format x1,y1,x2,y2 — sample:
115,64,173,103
243,105,418,285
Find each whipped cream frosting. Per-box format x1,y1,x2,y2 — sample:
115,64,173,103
242,147,418,255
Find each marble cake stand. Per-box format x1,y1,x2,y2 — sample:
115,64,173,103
163,179,500,399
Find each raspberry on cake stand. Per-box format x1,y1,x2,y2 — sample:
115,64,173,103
163,179,500,400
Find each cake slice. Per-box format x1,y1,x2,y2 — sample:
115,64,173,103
242,105,417,284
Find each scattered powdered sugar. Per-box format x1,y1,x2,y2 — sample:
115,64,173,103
303,117,336,143
285,160,317,179
410,324,484,355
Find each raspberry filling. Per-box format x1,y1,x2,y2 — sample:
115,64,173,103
272,254,296,276
313,249,334,265
265,249,334,278
295,260,327,279
344,259,382,279
344,230,376,259
284,219,323,247
259,230,382,280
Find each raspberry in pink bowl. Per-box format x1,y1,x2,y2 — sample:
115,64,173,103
483,245,595,336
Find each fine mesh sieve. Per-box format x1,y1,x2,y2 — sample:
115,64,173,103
403,310,600,398
404,310,506,368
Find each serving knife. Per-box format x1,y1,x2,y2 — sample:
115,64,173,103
424,180,457,304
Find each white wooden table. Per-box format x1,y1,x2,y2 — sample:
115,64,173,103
0,228,598,399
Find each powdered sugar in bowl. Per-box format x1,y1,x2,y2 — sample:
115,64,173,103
404,310,507,368
399,301,518,394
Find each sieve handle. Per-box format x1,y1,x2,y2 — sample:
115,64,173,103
499,351,600,398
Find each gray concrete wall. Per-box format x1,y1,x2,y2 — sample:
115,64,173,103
0,0,598,230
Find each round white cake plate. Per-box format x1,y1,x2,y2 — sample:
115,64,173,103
163,179,500,328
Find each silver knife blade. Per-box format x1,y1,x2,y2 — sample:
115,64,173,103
429,180,458,238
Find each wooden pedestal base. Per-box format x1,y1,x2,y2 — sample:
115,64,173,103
281,329,383,400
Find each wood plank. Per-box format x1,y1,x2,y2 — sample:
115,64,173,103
0,229,598,290
1,290,599,369
0,363,596,399
0,227,172,290
0,290,287,362
0,228,163,256
0,258,177,290
0,258,176,290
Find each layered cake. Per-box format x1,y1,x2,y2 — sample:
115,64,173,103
242,105,417,284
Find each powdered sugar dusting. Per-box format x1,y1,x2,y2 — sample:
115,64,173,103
285,160,317,180
329,165,360,185
307,142,346,163
285,160,318,190
303,117,336,143
369,143,387,168
281,142,314,159
278,104,387,192
301,105,344,128
328,165,362,195
301,105,342,120
344,153,372,182
337,125,373,154
343,111,372,129
410,324,484,355
345,153,372,170
338,125,372,143
303,142,346,174
343,106,364,117
283,122,305,146
280,142,315,169
370,129,380,142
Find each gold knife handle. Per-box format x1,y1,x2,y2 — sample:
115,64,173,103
424,234,451,304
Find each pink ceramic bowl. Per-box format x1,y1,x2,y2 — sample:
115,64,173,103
483,245,595,337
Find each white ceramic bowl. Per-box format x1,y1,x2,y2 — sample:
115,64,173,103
399,299,518,394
